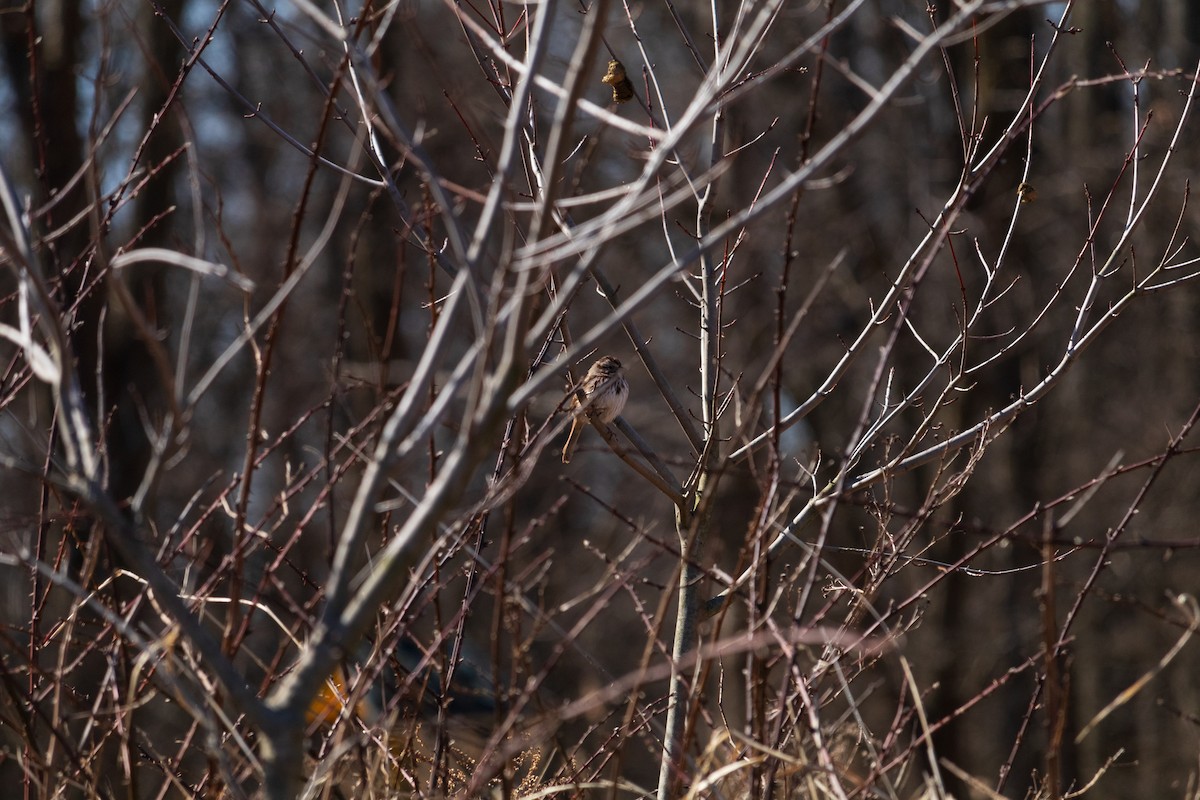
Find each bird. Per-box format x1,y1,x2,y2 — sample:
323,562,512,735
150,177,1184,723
303,637,514,793
561,356,629,464
306,637,496,730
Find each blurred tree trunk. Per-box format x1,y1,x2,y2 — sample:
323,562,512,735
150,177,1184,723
1064,1,1123,156
1,1,181,509
107,0,188,508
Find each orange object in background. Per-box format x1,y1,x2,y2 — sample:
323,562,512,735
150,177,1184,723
304,638,497,729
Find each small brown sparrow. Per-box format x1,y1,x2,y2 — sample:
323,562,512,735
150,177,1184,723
561,356,629,463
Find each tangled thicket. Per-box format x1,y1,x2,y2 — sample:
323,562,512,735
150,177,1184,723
2,1,1200,798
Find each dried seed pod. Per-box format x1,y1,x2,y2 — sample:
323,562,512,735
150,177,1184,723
1017,181,1038,204
601,59,626,85
602,59,635,104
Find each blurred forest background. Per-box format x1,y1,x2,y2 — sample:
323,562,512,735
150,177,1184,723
2,0,1200,798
